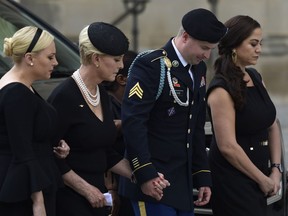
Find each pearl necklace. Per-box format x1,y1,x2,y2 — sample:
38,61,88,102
72,69,100,107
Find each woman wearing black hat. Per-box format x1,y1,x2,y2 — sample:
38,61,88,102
47,22,168,216
206,15,282,216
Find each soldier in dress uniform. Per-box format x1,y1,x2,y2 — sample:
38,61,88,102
119,8,227,216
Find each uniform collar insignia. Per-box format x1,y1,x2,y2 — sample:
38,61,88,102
172,60,179,67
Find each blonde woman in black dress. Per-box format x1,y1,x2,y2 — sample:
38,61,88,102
0,26,69,216
48,22,169,216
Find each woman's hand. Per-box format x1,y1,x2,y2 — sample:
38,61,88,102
259,175,275,196
53,139,70,159
63,170,107,208
85,184,107,208
268,169,282,196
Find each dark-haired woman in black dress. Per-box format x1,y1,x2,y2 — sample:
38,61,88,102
206,15,282,216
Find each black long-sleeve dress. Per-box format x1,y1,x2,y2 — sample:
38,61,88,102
0,83,63,216
48,77,122,216
206,69,276,216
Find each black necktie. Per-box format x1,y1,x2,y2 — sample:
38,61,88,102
186,65,194,90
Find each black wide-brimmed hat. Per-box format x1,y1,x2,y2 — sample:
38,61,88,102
88,22,129,56
182,8,227,43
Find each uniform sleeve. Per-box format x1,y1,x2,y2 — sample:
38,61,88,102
122,54,161,185
192,67,212,188
194,74,229,188
0,85,51,202
192,89,212,187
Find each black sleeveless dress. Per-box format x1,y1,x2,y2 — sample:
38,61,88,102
206,69,276,216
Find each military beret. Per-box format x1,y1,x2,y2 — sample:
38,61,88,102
88,22,129,56
182,8,227,43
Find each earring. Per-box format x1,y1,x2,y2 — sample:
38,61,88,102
232,49,237,64
96,64,99,68
30,62,34,66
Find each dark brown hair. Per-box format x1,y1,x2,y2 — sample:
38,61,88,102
214,15,261,110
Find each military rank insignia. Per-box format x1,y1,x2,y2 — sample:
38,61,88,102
132,157,140,169
128,82,143,99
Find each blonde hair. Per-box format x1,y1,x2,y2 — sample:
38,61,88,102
176,26,185,37
78,25,103,65
3,26,54,63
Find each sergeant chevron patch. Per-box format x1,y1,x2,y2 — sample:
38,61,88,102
128,82,143,99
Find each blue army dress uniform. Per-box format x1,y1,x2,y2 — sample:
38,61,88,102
119,38,211,211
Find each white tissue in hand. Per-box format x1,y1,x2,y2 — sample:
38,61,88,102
104,192,113,206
